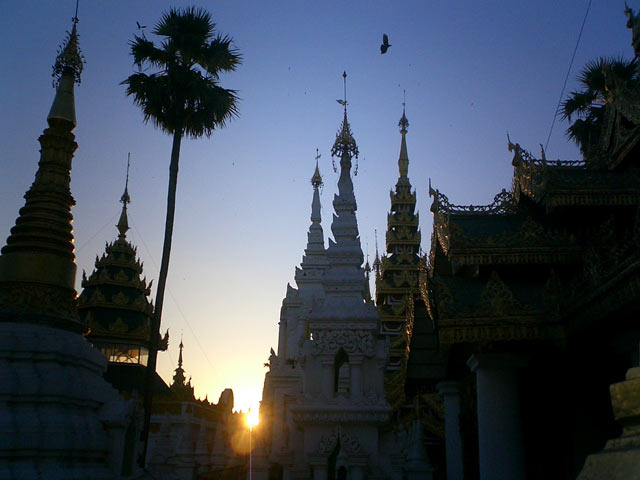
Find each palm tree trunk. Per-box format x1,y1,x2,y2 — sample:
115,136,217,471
140,129,182,467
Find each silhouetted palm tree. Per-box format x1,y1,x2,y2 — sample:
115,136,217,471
560,56,637,157
122,6,240,464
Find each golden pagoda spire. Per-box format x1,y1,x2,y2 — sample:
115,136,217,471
117,154,131,239
0,15,84,331
398,92,410,179
373,229,381,280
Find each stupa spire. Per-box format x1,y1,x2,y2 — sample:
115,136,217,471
0,16,84,331
172,336,186,387
373,229,381,280
398,93,410,179
297,149,328,280
117,154,131,239
48,11,84,127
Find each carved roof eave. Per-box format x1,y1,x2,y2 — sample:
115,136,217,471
562,254,640,335
512,156,640,209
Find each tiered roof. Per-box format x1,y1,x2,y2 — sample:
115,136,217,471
79,182,166,355
375,108,440,409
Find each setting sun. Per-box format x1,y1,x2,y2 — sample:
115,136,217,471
246,408,259,428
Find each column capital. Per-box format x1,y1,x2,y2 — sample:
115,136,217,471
436,380,460,396
467,353,528,373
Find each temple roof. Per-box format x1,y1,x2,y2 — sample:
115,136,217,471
79,182,161,349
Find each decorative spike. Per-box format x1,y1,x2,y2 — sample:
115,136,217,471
116,154,131,238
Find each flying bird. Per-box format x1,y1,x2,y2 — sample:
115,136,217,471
380,33,391,54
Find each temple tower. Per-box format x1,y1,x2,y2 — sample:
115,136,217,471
79,166,168,394
290,73,393,480
374,106,430,409
0,18,133,479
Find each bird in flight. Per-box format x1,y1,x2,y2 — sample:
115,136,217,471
380,33,391,54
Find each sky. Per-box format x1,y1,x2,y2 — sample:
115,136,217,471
0,1,636,413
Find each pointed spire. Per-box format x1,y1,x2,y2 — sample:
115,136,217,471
172,336,186,387
48,13,84,127
364,253,372,303
311,149,323,190
310,153,323,225
298,150,328,279
331,72,359,161
373,229,381,279
117,154,131,239
398,94,410,179
0,17,84,331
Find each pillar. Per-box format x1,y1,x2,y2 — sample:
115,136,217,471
467,354,526,480
436,380,463,480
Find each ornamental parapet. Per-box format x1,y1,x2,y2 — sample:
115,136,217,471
430,182,516,216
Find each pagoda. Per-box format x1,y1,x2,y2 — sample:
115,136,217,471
288,73,394,479
79,167,168,395
421,14,640,477
0,17,134,479
375,106,442,410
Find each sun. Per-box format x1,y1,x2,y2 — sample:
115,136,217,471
246,408,259,428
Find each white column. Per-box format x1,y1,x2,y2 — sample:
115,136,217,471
467,354,526,480
436,380,463,480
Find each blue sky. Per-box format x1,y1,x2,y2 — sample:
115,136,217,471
0,1,635,412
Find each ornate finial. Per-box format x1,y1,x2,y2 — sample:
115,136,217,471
122,153,131,206
399,91,409,133
178,336,184,369
343,70,347,109
116,154,131,238
52,6,85,87
331,71,359,162
311,149,323,189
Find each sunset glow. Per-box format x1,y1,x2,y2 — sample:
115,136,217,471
246,408,259,428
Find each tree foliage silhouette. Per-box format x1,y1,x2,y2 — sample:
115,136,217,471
560,56,637,157
122,6,240,464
